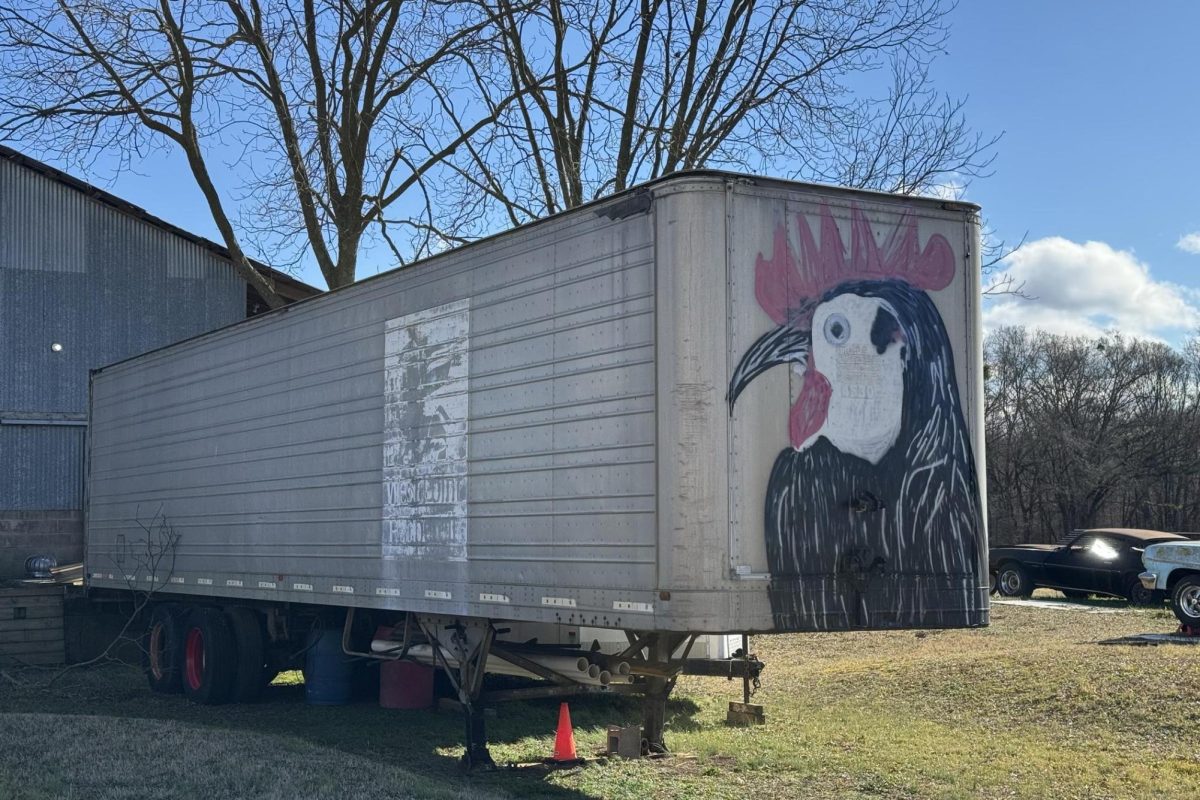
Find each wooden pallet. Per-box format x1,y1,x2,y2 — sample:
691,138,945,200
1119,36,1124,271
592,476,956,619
0,585,65,666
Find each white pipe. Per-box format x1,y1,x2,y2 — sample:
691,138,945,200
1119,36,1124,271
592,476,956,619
370,640,631,686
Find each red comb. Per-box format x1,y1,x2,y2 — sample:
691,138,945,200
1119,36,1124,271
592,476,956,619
754,203,955,324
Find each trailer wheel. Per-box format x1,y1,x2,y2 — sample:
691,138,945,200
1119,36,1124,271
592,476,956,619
226,607,268,703
143,604,185,694
181,607,237,705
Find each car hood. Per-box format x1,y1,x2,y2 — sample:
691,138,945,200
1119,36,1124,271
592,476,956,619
1144,540,1200,564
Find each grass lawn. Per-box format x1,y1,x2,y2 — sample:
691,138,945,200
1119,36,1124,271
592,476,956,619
2,592,1198,799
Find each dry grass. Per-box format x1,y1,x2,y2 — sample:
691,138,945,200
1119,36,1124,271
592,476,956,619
2,592,1198,799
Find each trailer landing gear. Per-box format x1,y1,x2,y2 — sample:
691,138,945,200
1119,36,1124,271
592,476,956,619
415,616,497,770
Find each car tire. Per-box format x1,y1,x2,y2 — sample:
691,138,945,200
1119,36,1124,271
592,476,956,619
1061,590,1089,600
995,563,1033,597
1171,576,1200,626
181,606,237,705
1124,577,1157,607
226,607,268,703
143,604,186,694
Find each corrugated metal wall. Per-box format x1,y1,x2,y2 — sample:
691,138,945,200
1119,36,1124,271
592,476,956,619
0,155,246,510
0,425,84,509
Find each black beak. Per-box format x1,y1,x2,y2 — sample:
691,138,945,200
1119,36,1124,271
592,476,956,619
727,324,810,414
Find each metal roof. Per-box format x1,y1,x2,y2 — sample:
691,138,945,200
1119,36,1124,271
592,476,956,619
0,144,319,301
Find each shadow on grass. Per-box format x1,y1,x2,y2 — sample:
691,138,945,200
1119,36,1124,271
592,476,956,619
2,663,708,800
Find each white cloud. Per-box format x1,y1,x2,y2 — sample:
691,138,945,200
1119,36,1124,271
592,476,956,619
983,236,1200,340
920,176,966,201
1178,232,1200,254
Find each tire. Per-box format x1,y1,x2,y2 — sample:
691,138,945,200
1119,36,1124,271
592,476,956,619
226,607,268,703
1124,577,1157,607
996,563,1033,597
143,604,186,694
1171,576,1200,626
181,606,237,705
1062,590,1089,600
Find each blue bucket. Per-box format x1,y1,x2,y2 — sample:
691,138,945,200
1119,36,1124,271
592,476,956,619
304,628,353,706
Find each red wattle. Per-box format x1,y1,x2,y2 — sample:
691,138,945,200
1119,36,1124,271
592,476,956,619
789,364,831,449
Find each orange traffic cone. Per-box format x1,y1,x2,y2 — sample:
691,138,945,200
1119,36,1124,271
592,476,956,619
551,702,578,761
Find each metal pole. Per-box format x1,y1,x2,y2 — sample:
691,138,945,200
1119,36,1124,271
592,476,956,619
741,634,750,704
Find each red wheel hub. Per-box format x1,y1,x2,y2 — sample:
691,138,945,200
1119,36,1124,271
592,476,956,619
184,627,206,691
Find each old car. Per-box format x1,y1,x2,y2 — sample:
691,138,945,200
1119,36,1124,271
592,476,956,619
990,528,1189,604
1140,540,1200,627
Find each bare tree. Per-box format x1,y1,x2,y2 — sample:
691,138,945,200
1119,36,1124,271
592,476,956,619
1,0,998,295
985,327,1200,544
0,0,514,298
430,0,997,235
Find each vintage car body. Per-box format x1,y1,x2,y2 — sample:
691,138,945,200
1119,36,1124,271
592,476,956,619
1140,541,1200,626
990,528,1188,603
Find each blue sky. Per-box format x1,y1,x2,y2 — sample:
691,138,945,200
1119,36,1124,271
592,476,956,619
932,1,1200,341
17,1,1200,342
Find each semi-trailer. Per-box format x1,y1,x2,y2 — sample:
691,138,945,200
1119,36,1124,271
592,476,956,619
83,171,988,765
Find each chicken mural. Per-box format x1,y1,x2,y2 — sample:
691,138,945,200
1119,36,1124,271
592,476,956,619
728,204,985,631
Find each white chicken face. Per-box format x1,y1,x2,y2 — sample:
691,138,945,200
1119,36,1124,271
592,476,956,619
801,293,906,464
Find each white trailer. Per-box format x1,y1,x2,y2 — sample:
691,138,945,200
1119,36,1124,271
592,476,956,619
84,172,987,761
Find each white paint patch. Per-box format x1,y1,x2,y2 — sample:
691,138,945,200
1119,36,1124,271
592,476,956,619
425,589,452,600
226,579,243,587
383,299,471,561
197,578,213,586
258,581,277,589
376,587,402,597
807,294,904,463
613,601,654,613
293,583,313,591
542,597,577,608
169,577,185,584
332,585,354,594
479,593,510,604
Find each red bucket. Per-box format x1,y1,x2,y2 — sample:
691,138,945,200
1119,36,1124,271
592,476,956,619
380,659,434,710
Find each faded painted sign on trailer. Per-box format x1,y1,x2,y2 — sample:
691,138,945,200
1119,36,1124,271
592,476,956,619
85,172,988,633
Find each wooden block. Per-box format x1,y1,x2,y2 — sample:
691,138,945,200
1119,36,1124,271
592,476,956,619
725,701,765,726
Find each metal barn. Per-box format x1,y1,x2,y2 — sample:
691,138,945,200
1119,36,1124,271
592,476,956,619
0,147,316,576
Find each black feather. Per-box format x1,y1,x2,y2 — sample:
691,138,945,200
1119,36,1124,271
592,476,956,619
741,278,986,631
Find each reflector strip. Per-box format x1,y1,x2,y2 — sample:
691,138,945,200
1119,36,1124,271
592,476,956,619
613,601,654,613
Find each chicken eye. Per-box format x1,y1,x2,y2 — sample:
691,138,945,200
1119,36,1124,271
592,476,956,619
823,313,851,346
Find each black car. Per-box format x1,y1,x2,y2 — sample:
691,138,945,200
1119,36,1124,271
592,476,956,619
989,528,1189,604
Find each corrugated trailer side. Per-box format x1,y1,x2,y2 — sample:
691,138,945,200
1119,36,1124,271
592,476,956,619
87,187,662,628
86,172,986,635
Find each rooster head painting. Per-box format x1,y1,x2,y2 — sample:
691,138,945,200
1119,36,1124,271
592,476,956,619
728,204,986,631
